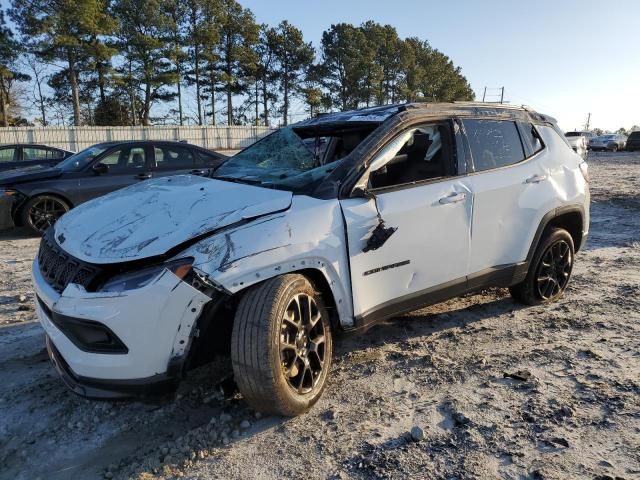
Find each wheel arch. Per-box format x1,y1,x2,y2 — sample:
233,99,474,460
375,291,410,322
14,191,74,226
526,205,586,264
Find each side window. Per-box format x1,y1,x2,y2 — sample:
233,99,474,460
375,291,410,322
195,150,221,167
463,119,525,172
368,123,454,190
517,122,544,155
0,148,17,162
23,148,52,161
155,146,195,169
99,147,146,172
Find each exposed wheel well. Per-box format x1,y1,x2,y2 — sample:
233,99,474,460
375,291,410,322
545,211,584,251
185,268,341,371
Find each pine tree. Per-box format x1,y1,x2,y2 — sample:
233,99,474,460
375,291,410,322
271,21,314,126
215,0,258,125
10,0,116,126
113,0,177,125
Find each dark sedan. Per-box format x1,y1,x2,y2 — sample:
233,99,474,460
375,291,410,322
0,144,75,171
0,141,227,234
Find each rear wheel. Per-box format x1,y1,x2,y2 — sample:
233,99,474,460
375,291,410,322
231,274,332,416
21,195,70,235
510,228,575,306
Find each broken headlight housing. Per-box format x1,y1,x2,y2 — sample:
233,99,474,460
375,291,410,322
97,258,193,293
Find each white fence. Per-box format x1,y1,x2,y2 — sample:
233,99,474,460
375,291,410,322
0,125,274,152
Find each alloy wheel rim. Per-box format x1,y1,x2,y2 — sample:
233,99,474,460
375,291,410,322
536,240,572,300
29,198,67,233
279,293,326,395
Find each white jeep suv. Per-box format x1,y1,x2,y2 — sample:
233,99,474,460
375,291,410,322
32,103,590,415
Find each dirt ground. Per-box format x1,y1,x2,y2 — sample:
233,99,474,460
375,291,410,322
0,152,638,480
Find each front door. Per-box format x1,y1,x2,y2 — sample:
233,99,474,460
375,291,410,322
340,121,472,322
72,144,152,204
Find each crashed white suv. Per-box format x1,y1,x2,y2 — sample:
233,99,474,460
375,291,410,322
32,103,590,415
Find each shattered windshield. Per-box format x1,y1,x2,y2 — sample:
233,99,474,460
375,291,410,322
212,128,321,190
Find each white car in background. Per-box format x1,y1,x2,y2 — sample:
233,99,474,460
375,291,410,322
32,103,590,416
589,133,627,152
564,131,594,159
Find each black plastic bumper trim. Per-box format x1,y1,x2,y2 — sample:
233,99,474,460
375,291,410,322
45,336,180,399
37,295,128,354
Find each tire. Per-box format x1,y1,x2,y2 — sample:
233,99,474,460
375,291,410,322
510,228,575,306
611,145,618,152
21,195,70,235
231,274,333,416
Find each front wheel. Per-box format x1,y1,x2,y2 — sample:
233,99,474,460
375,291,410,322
510,228,575,306
231,274,333,416
21,195,70,235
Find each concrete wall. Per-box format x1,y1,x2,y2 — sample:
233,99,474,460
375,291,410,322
0,125,274,152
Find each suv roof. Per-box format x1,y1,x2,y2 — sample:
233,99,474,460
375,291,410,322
293,102,556,131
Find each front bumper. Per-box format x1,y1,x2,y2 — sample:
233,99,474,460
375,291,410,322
33,258,211,397
45,335,180,398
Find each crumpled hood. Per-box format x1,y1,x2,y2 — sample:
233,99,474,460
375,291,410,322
54,175,292,264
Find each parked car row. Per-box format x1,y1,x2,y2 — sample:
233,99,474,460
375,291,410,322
0,144,75,169
26,102,591,416
564,130,640,153
0,141,226,233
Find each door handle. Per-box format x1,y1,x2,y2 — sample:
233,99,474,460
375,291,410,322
190,169,207,176
135,172,152,180
439,192,466,205
525,174,547,184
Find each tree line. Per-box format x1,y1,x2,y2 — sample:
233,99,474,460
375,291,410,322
0,0,475,128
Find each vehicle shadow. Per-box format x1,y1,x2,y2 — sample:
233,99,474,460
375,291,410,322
335,289,524,357
0,226,37,240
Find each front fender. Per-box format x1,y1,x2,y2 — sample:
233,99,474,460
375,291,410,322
180,196,355,327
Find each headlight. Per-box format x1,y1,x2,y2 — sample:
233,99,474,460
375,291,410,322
97,258,193,293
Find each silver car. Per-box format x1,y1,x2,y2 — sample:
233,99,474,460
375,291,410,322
589,134,627,152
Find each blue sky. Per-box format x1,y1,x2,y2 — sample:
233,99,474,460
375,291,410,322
242,0,640,131
2,0,639,130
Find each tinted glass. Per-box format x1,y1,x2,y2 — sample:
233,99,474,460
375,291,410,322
196,150,221,167
565,132,580,137
518,122,543,155
463,120,525,171
100,147,147,172
23,147,64,161
57,145,110,171
155,146,195,169
0,148,17,162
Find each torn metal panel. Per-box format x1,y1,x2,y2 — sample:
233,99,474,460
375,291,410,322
179,196,354,325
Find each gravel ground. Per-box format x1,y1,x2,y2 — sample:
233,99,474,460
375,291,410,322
0,152,638,480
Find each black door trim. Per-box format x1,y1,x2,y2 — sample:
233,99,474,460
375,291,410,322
351,262,528,332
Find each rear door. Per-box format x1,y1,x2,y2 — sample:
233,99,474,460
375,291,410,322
340,121,472,321
461,118,551,283
71,144,153,204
